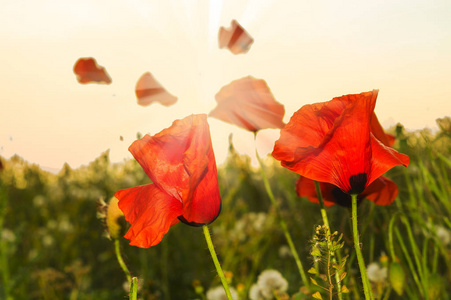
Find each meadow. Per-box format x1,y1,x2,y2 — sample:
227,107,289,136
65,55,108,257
0,119,450,300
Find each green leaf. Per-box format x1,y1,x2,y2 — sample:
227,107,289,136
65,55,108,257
340,272,347,282
312,291,323,299
308,267,318,274
341,285,350,293
310,277,320,287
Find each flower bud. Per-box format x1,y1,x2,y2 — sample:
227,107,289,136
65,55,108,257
389,262,405,296
106,197,124,240
427,273,443,299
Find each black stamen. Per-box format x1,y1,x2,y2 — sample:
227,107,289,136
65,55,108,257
348,173,367,195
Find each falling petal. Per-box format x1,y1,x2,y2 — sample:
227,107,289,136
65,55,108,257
135,72,177,107
218,20,254,55
73,57,112,84
209,76,285,132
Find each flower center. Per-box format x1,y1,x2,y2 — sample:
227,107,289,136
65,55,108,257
348,173,367,195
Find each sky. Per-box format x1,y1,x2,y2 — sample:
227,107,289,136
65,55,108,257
1,0,450,172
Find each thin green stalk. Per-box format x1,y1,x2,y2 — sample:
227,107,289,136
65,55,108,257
394,228,424,298
400,216,427,296
202,225,233,300
351,194,373,300
114,239,131,284
255,149,310,289
387,213,401,261
314,181,343,300
130,277,138,300
381,287,391,300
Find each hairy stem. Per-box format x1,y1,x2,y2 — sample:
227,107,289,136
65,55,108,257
351,194,374,300
202,225,233,300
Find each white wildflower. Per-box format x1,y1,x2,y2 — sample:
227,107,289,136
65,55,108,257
206,286,238,300
366,262,387,283
249,284,265,300
256,269,288,299
1,229,16,243
278,245,292,258
435,225,451,246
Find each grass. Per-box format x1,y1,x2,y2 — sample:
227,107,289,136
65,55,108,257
0,119,450,299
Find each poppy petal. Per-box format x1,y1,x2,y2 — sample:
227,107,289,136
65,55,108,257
295,177,336,206
273,90,408,194
73,57,112,84
218,20,254,55
361,176,398,205
371,113,395,147
115,184,183,248
209,76,285,132
128,114,221,225
369,134,409,183
274,91,376,193
135,72,177,107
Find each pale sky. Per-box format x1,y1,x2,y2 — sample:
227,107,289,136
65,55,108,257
1,0,450,171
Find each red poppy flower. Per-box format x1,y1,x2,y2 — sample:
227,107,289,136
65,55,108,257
218,20,254,55
296,176,398,207
209,76,285,132
115,114,221,248
135,72,177,107
272,90,409,195
73,57,112,84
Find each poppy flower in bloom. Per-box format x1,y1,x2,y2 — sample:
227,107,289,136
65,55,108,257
272,90,409,195
218,20,254,55
135,72,177,107
115,114,221,248
296,176,398,207
73,57,112,84
209,76,285,132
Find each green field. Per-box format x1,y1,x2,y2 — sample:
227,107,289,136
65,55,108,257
1,120,450,300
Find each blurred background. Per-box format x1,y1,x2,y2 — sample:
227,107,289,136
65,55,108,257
1,0,451,172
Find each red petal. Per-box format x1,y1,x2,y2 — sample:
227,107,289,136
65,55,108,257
209,76,285,132
115,184,183,248
295,177,336,206
135,72,177,107
218,20,254,55
273,90,408,193
296,175,398,206
73,57,112,84
274,91,376,192
368,134,409,185
361,176,398,205
128,114,221,225
371,113,395,147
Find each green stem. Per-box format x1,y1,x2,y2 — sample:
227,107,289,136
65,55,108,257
255,148,310,289
314,181,343,300
394,228,424,297
130,277,138,300
351,194,373,300
202,225,233,300
114,239,132,284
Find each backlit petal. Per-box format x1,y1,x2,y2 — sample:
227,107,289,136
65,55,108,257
274,91,376,193
128,114,221,225
73,57,111,84
115,184,183,248
209,76,285,132
361,176,398,205
371,113,395,147
295,177,336,206
218,20,254,55
273,90,408,194
135,72,177,107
